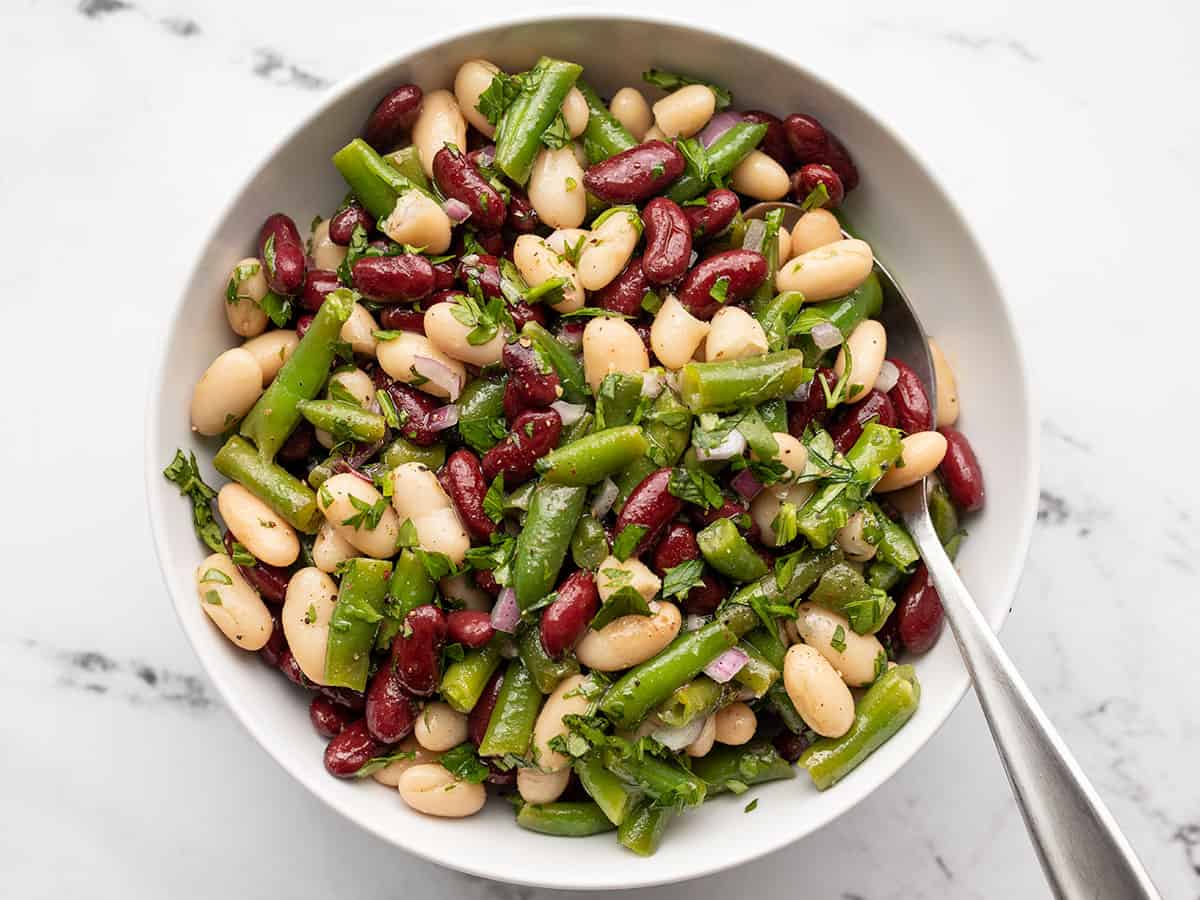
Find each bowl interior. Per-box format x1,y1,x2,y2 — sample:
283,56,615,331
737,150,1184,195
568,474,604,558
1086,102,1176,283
146,14,1036,891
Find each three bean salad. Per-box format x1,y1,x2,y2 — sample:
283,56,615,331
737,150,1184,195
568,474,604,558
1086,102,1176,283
167,56,986,855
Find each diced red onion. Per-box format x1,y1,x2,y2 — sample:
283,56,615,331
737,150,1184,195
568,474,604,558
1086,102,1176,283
490,588,520,634
703,647,750,684
811,321,843,351
640,370,665,399
412,356,463,401
652,716,707,751
663,370,680,394
731,468,764,501
556,321,585,351
874,359,900,394
425,404,459,432
474,144,496,168
442,198,472,224
590,478,619,519
684,614,708,632
789,380,812,403
699,110,744,148
695,429,746,462
550,400,587,427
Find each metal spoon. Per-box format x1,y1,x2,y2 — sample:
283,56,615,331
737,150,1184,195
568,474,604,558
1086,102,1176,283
747,201,1161,900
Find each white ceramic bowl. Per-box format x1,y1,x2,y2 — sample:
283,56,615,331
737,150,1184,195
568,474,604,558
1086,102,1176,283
146,12,1038,891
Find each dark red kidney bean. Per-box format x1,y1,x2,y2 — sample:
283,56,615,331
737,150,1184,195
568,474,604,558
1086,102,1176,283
457,253,502,299
446,610,494,649
391,604,448,696
594,257,651,317
351,254,435,302
427,288,465,307
787,367,836,436
772,729,812,763
682,188,740,241
691,498,760,545
829,389,897,454
295,315,314,339
782,114,858,190
328,203,375,245
258,213,306,296
324,719,386,778
277,421,316,467
277,649,308,688
438,449,495,541
310,696,355,738
473,567,501,596
682,572,727,616
641,198,693,285
651,523,700,575
378,305,427,334
938,428,985,512
790,163,844,209
741,110,794,168
887,359,933,434
502,378,530,421
485,759,518,786
433,144,508,230
363,84,423,151
506,188,539,233
300,268,341,313
259,615,287,668
507,296,546,330
223,530,289,603
503,338,560,408
583,140,686,203
469,670,505,746
381,380,441,446
676,250,768,320
317,684,367,711
431,261,456,290
820,131,859,192
896,564,944,653
615,469,684,558
480,409,562,485
365,662,419,743
540,570,599,659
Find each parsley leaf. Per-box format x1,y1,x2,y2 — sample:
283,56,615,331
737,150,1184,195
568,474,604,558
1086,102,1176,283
199,568,232,585
476,72,524,127
591,583,652,631
674,136,710,183
612,524,648,561
162,449,224,553
375,388,400,429
800,182,831,211
341,494,387,531
439,742,490,784
228,541,256,567
771,502,800,546
744,798,759,813
354,748,417,779
483,474,506,524
327,379,361,406
203,590,222,606
417,549,455,581
261,234,277,284
225,260,261,303
559,306,629,320
540,112,572,150
667,466,725,510
709,275,730,304
524,276,567,307
661,559,705,601
831,624,847,653
643,69,732,110
259,291,292,327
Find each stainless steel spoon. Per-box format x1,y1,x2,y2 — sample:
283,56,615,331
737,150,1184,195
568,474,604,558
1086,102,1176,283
747,201,1162,900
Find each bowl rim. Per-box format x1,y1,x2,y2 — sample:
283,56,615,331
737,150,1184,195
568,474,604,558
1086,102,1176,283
145,8,1039,890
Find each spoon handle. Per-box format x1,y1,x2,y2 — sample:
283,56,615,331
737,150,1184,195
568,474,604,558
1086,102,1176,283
909,517,1161,899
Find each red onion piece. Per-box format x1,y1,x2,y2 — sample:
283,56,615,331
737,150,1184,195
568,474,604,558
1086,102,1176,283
703,647,749,684
811,321,843,351
556,321,585,351
442,198,472,224
731,468,764,501
652,716,707,751
412,355,463,401
640,370,665,399
684,614,708,632
874,360,900,394
490,588,520,634
425,404,459,432
695,429,747,462
590,478,619,519
473,145,497,168
550,400,587,426
699,110,744,148
788,380,812,403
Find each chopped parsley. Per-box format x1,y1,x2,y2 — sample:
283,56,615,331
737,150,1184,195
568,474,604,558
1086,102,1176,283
831,624,847,653
667,466,724,510
708,275,731,304
661,559,705,601
162,449,223,553
439,742,490,784
541,113,572,149
259,291,292,327
225,260,261,304
341,494,388,531
612,524,648,561
483,474,506,524
800,181,831,211
642,69,732,110
203,590,222,606
199,568,232,585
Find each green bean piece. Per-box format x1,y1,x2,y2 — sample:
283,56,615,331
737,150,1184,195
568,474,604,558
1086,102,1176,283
713,600,761,637
742,626,806,729
522,321,588,402
494,57,583,185
571,514,610,569
800,664,921,790
213,435,321,533
575,754,638,826
296,399,386,444
656,676,729,728
726,545,843,611
536,425,651,485
559,409,594,446
516,801,616,837
697,518,769,583
679,350,812,412
513,483,587,609
866,559,904,592
759,290,806,353
504,480,536,519
927,479,961,546
643,383,693,466
690,741,796,795
376,547,434,650
603,748,707,808
665,122,767,203
576,80,637,164
324,558,392,691
600,622,737,729
517,624,580,694
617,799,674,857
613,457,657,514
865,501,919,572
380,436,446,471
382,145,432,194
479,659,543,757
594,373,644,429
758,398,788,435
440,640,504,713
332,138,425,221
456,376,507,454
744,210,783,316
732,640,779,697
794,274,884,366
810,562,895,635
239,288,356,460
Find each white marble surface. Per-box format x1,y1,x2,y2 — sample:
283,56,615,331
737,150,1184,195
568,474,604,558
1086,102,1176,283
2,0,1197,896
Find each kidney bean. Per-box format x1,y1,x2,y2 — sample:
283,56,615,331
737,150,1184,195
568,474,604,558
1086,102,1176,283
887,359,933,434
691,498,761,545
540,570,599,659
682,188,740,241
319,684,367,711
222,530,289,603
474,567,501,595
324,719,386,778
328,203,375,245
300,268,341,313
295,315,314,339
378,305,427,334
583,140,686,203
772,729,813,763
503,338,560,408
351,254,435,302
468,669,504,746
258,213,306,295
381,380,442,446
829,389,897,454
684,573,728,616
277,649,308,688
390,604,447,696
433,144,508,230
439,449,495,541
446,610,494,649
938,428,985,512
593,257,651,317
310,695,355,738
277,423,316,469
364,662,419,743
507,296,546,330
782,114,858,190
431,261,456,290
896,564,944,653
790,164,844,208
741,110,794,168
362,84,423,150
457,253,502,299
480,409,562,485
259,615,287,668
502,378,530,421
506,188,539,233
615,468,684,557
788,367,836,436
676,250,768,320
651,523,700,575
641,197,693,285
485,759,518,786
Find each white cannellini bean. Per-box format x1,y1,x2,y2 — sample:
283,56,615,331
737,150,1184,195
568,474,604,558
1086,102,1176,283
312,518,356,573
730,150,790,200
190,348,263,436
396,764,487,818
517,766,571,805
512,234,584,313
685,714,717,757
776,238,874,302
561,86,589,138
372,736,440,787
378,190,452,255
282,567,339,684
769,431,808,478
582,316,649,390
340,303,380,358
777,225,794,264
376,330,466,399
874,431,949,493
836,510,877,562
316,472,401,559
527,146,587,230
643,124,667,142
531,674,589,771
411,89,467,177
224,258,269,337
787,209,844,255
609,87,653,140
327,367,376,408
414,701,469,752
310,218,348,272
389,463,470,565
650,294,710,370
929,338,960,426
242,329,298,386
576,601,679,672
545,227,589,257
704,306,769,362
194,553,273,650
652,84,716,138
834,319,887,403
454,59,501,137
783,643,855,737
595,556,661,603
794,602,885,686
713,701,756,746
750,481,816,548
577,207,641,291
217,483,299,567
423,302,507,366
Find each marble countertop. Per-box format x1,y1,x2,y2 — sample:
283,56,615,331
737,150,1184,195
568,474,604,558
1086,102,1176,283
3,0,1197,896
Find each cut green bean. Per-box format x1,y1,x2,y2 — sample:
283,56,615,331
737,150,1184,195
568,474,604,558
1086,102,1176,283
679,350,811,412
759,291,806,353
643,386,693,466
516,801,616,837
594,373,644,429
732,640,779,697
494,57,583,185
758,398,788,434
518,624,580,694
456,376,508,454
665,122,767,203
536,425,650,485
745,209,783,316
656,676,729,728
690,741,795,795
927,479,961,546
522,321,588,402
613,457,656,514
324,558,392,691
577,80,637,164
726,545,843,611
865,501,919,571
603,748,707,808
513,482,587,609
382,145,432,194
332,138,426,221
380,436,446,470
213,435,321,533
795,273,883,365
575,754,638,826
618,799,674,857
297,399,386,444
570,514,610,569
479,659,543,757
440,640,504,713
698,518,769,583
809,562,894,635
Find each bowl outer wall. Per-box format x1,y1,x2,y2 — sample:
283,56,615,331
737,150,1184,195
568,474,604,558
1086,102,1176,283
145,11,1038,891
